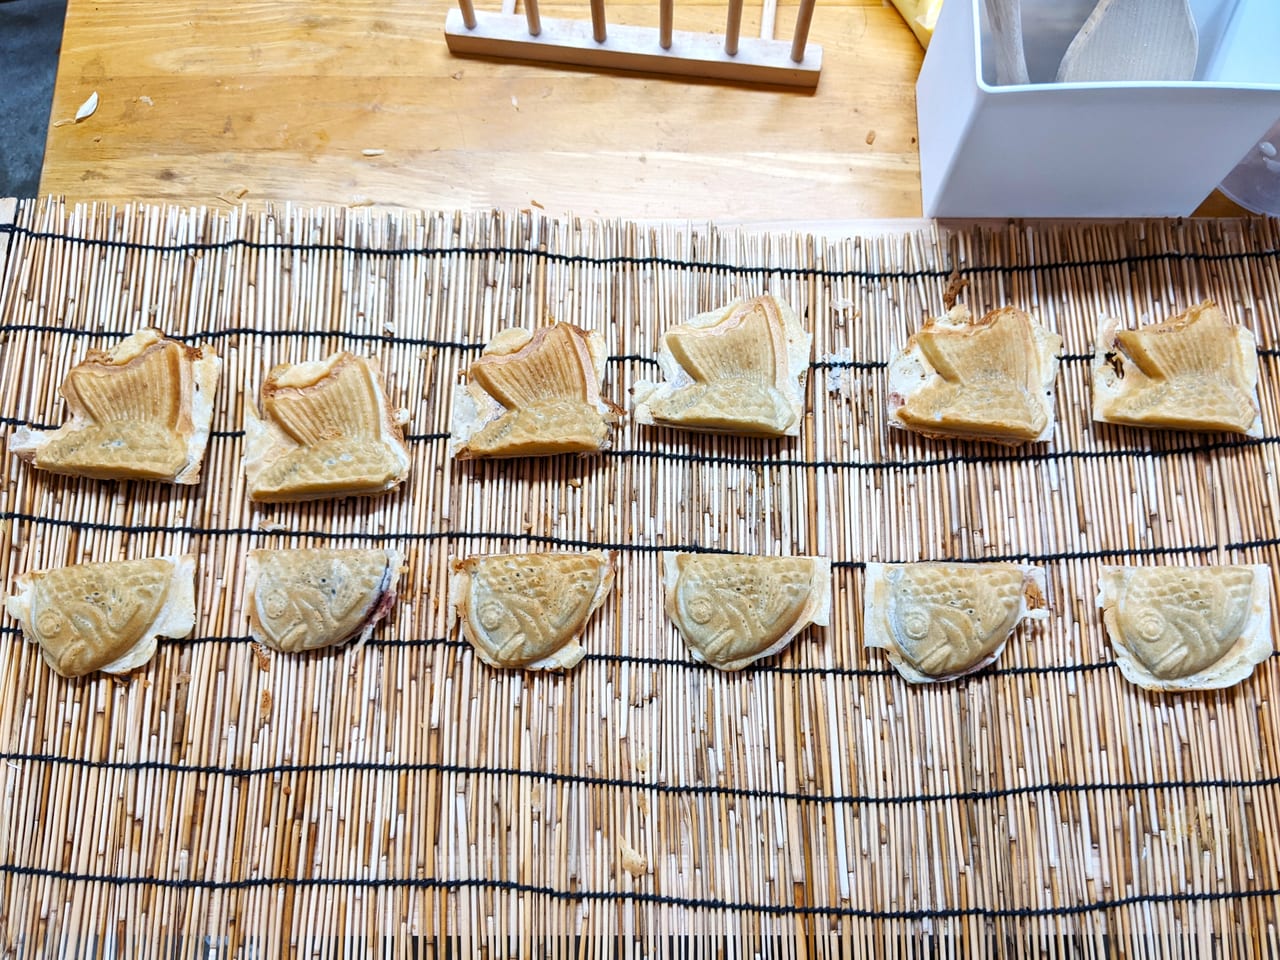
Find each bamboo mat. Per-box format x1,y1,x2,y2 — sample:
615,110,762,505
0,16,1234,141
2,198,1280,955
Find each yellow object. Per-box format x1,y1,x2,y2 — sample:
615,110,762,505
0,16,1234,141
890,0,944,48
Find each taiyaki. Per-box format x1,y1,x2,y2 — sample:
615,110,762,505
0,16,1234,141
450,551,615,670
632,296,812,437
9,329,221,483
887,305,1062,444
663,553,832,671
863,561,1048,683
244,352,411,502
5,555,196,678
1098,565,1272,691
449,323,621,459
1092,302,1261,436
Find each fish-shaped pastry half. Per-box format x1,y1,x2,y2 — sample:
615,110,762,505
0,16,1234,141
1092,301,1261,436
449,323,621,459
244,352,411,502
863,562,1048,683
9,329,221,483
887,305,1062,444
663,553,832,671
450,551,615,670
247,548,403,653
1098,565,1273,691
632,296,812,437
5,555,196,678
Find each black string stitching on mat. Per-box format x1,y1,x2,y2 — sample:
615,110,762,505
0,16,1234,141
0,861,1275,921
2,221,1279,281
4,750,1275,807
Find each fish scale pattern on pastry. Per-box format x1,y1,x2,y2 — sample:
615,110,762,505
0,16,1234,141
887,305,1062,444
10,329,221,483
450,323,620,459
248,548,403,653
1098,565,1273,691
1092,301,1261,436
663,553,832,671
5,556,196,678
863,561,1049,683
632,295,811,437
450,551,615,670
244,352,411,502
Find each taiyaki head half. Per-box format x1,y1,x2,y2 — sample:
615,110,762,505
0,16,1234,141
887,305,1062,445
1092,302,1261,436
9,329,222,484
450,551,615,670
449,323,620,459
632,296,812,437
244,352,411,502
663,553,832,671
5,555,196,678
863,562,1048,683
1098,565,1272,691
247,548,404,653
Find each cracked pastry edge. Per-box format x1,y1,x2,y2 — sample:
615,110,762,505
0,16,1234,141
631,296,813,437
9,329,223,485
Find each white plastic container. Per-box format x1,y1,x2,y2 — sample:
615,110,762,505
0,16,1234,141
917,0,1280,218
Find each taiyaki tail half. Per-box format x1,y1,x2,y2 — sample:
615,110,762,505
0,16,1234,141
887,306,1062,445
1092,302,1262,436
633,296,811,437
1098,565,1272,691
863,561,1048,683
5,555,196,678
10,329,222,484
248,548,403,653
451,324,620,459
662,553,832,671
244,352,411,502
449,551,615,670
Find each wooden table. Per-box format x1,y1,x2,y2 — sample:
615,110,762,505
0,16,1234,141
38,0,1247,220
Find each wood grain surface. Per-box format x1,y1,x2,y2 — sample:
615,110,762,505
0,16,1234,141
39,0,926,219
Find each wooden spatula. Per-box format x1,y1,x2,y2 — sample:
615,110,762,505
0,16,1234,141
1056,0,1198,82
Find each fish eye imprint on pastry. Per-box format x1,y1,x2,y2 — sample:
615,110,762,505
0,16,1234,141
1097,565,1273,692
449,551,616,670
662,553,832,671
9,329,222,484
449,322,622,459
243,352,411,502
5,555,196,678
863,561,1049,683
1091,301,1262,437
247,548,404,653
886,305,1062,445
631,295,812,438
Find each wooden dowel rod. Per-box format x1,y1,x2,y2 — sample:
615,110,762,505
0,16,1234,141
760,0,777,40
524,0,542,37
724,0,744,56
790,0,815,62
457,0,477,30
590,0,607,43
659,0,673,50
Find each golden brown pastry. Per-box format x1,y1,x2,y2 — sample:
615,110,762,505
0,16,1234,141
247,548,404,652
450,551,615,670
244,352,411,502
863,561,1048,683
5,555,196,677
632,295,811,437
663,553,832,671
449,323,621,459
887,305,1062,444
1098,565,1272,691
9,329,221,483
1092,301,1261,436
